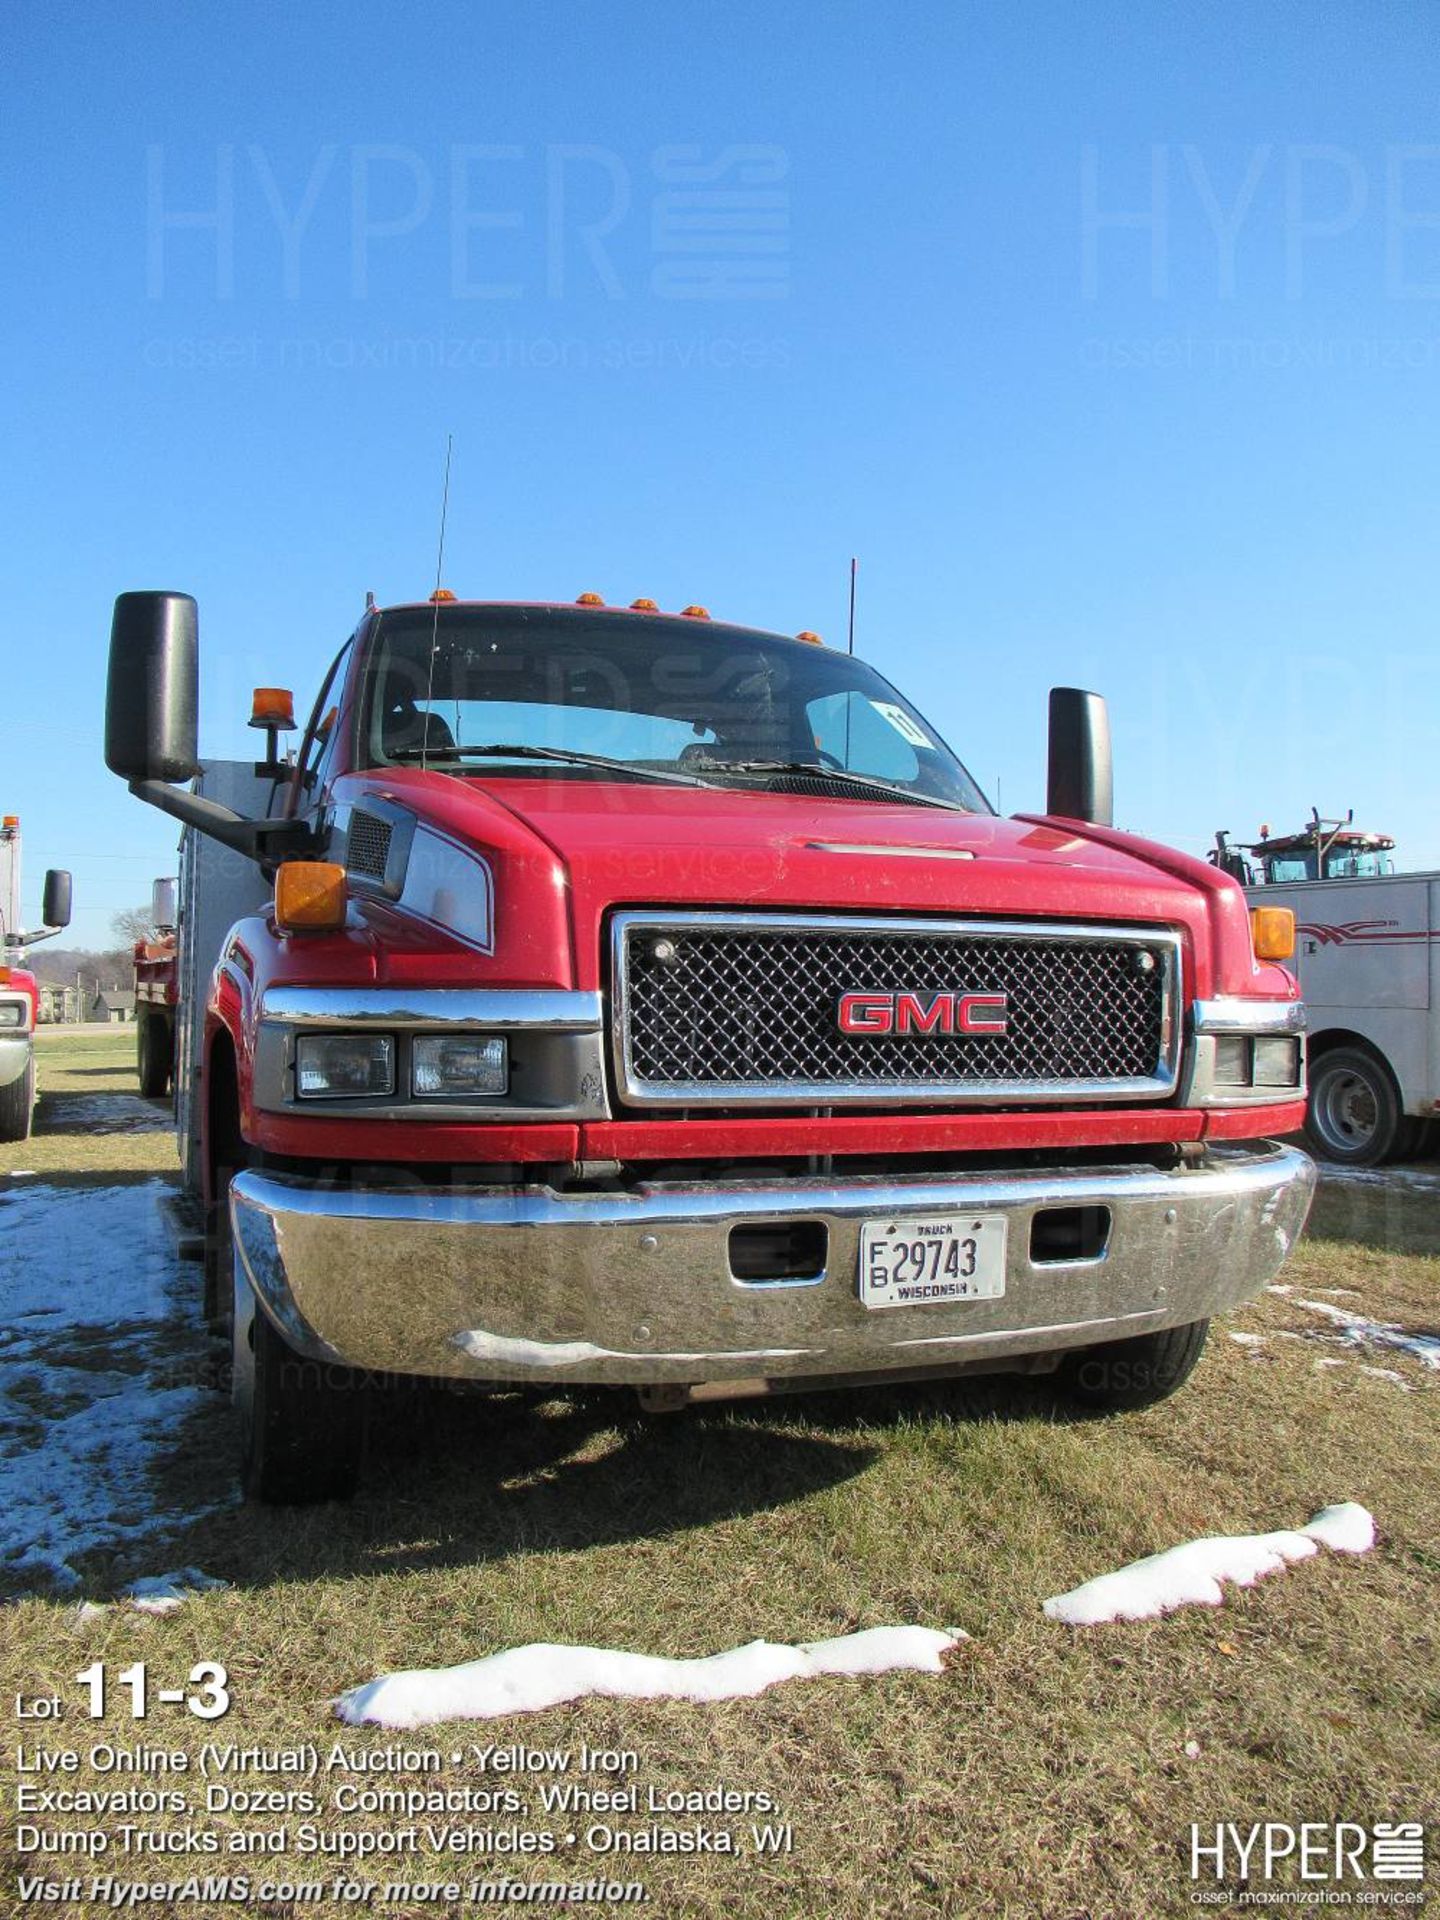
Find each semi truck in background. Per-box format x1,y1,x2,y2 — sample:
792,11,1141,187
0,814,73,1141
106,587,1315,1504
1212,812,1438,1166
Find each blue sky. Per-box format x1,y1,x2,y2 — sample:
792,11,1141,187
5,1,1438,947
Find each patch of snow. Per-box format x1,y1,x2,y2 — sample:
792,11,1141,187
1294,1299,1440,1372
1301,1503,1376,1553
1358,1366,1412,1391
123,1568,228,1614
1266,1284,1294,1295
337,1625,964,1730
1042,1503,1375,1626
1228,1331,1266,1348
0,1180,221,1590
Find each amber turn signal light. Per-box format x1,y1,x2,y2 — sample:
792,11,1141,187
249,687,296,731
275,862,348,932
1251,906,1296,961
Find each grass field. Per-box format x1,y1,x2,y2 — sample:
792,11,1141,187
1,1033,1436,1917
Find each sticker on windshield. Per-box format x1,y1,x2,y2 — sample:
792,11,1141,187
871,702,932,749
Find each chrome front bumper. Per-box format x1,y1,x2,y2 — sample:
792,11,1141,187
230,1142,1315,1387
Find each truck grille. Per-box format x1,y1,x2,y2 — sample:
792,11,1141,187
612,911,1181,1108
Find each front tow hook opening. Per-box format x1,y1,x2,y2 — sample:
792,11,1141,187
728,1219,828,1287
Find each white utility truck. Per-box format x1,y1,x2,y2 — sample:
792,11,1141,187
1212,813,1437,1165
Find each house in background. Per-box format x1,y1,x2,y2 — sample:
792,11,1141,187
91,988,135,1023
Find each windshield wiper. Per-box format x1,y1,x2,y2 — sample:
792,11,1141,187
693,759,968,813
388,743,723,790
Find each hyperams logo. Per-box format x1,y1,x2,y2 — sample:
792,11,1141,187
1188,1821,1427,1901
836,991,1009,1036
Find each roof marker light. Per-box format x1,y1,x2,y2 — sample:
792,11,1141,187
576,592,606,606
680,604,711,619
429,588,457,604
630,598,659,612
796,630,824,646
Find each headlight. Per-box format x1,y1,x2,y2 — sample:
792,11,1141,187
1253,1036,1302,1088
295,1033,396,1098
411,1034,507,1097
0,1003,25,1028
1213,1035,1251,1085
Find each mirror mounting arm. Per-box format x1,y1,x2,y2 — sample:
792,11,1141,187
128,780,318,868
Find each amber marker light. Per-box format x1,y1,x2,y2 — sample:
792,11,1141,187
429,588,457,604
275,862,348,932
796,630,824,645
576,591,606,606
249,687,296,731
1251,906,1296,962
630,598,659,611
680,604,711,619
2,815,18,830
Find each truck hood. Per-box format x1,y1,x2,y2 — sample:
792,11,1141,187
343,772,1265,999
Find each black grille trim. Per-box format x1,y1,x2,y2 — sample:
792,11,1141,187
611,911,1182,1109
347,809,393,880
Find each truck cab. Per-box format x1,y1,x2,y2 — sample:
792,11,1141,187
107,590,1314,1502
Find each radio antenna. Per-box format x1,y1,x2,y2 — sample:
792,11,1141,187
847,556,858,656
421,434,454,771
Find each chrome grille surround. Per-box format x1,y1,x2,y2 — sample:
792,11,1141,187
611,910,1183,1109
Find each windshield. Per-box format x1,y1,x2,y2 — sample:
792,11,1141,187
359,606,990,811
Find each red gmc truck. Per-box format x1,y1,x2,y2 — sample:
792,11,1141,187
105,589,1314,1503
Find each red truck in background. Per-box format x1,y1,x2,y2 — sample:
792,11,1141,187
105,589,1315,1504
0,814,72,1142
134,877,179,1097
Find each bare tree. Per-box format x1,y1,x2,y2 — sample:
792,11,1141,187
110,904,157,948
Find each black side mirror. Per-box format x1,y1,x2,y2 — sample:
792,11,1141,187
106,592,201,784
41,870,71,930
1046,687,1113,828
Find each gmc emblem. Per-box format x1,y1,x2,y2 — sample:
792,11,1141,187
837,990,1010,1037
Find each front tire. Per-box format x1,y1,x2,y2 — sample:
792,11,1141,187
0,1054,35,1143
1305,1046,1403,1166
231,1222,367,1504
1060,1319,1210,1412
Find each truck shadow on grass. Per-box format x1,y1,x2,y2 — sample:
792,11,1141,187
139,1367,1083,1597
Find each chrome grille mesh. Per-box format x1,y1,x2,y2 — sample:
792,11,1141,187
615,914,1177,1106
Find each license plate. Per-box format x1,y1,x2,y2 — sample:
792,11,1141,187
858,1213,1008,1309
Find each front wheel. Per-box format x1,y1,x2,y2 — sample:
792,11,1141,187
232,1249,367,1504
0,1054,35,1143
1305,1046,1403,1166
1060,1319,1210,1412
